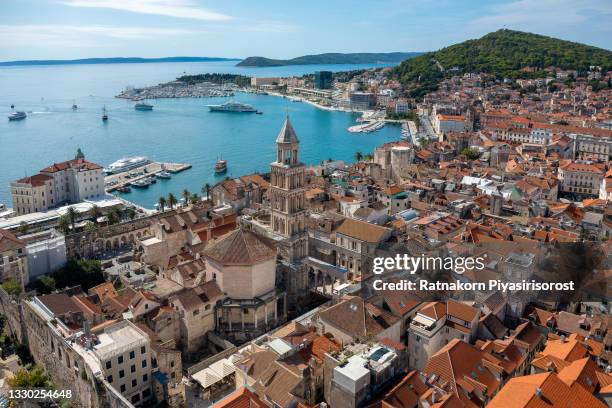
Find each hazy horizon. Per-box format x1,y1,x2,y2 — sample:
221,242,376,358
1,0,611,62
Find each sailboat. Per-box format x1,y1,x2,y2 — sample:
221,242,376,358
102,106,108,121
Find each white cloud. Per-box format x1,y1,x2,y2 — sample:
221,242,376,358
0,24,206,47
58,0,232,21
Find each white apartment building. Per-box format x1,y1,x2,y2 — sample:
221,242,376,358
433,113,466,136
93,321,153,406
558,161,605,196
11,155,105,215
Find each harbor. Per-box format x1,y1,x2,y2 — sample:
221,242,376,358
104,161,192,193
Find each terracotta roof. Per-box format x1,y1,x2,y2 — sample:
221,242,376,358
40,158,102,173
89,282,118,302
335,217,390,243
419,302,446,320
487,372,607,408
204,229,276,266
213,386,267,408
366,370,429,408
15,173,53,187
38,293,82,316
446,300,478,322
317,296,399,340
0,229,26,252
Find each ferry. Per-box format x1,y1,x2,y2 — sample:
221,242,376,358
135,103,153,111
214,159,228,174
104,157,150,174
207,101,257,113
8,111,26,121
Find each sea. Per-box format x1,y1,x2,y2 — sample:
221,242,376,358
0,60,400,209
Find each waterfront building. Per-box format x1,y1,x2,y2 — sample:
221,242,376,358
10,150,104,215
250,77,280,87
314,70,333,89
349,92,376,111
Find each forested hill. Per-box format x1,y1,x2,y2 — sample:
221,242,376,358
236,52,422,67
393,29,612,98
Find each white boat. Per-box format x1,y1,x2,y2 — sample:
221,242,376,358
104,157,150,174
156,171,171,179
8,111,26,121
207,101,257,112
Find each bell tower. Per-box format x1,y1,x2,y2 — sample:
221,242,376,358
270,116,307,262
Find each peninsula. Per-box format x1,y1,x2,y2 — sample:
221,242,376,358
236,52,422,67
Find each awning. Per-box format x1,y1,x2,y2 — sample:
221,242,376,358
192,358,236,389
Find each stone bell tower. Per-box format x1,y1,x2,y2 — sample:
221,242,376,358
270,116,308,263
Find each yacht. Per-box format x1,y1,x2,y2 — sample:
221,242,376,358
156,171,171,179
135,103,153,111
131,178,151,188
104,157,150,174
8,111,26,121
214,159,228,174
207,101,257,113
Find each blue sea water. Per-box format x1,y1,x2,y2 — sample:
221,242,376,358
0,61,400,209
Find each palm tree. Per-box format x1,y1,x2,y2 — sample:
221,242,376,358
167,193,177,210
126,208,136,220
57,215,70,235
364,154,373,161
190,193,200,205
89,204,102,224
355,151,363,162
182,189,191,207
158,196,167,212
202,183,211,202
18,222,29,235
67,207,77,231
107,210,120,225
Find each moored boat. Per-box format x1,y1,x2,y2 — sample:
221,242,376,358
8,111,26,121
207,101,257,112
214,159,228,174
135,103,153,111
156,171,171,179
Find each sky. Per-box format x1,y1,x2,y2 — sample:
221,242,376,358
1,0,611,61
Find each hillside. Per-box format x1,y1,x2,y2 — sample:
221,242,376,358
236,52,422,67
0,56,240,67
394,29,612,99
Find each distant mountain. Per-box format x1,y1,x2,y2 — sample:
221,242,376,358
236,52,422,67
0,56,241,67
394,29,612,99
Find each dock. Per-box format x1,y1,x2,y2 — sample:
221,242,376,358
105,162,192,192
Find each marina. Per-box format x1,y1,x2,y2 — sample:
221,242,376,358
0,61,400,208
104,162,192,193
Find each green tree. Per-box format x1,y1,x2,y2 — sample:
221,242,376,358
9,365,52,389
35,275,56,295
461,147,480,160
190,193,200,205
167,193,177,210
84,221,98,232
67,207,78,231
89,204,102,223
364,154,373,161
158,196,167,212
182,189,191,207
126,207,136,220
53,259,104,292
202,183,211,202
57,215,70,235
18,222,29,236
107,210,120,225
354,151,363,162
1,279,22,296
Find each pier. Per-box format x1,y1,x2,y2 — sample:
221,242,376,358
104,162,192,192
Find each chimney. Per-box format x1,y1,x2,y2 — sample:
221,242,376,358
535,387,542,398
560,335,566,343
